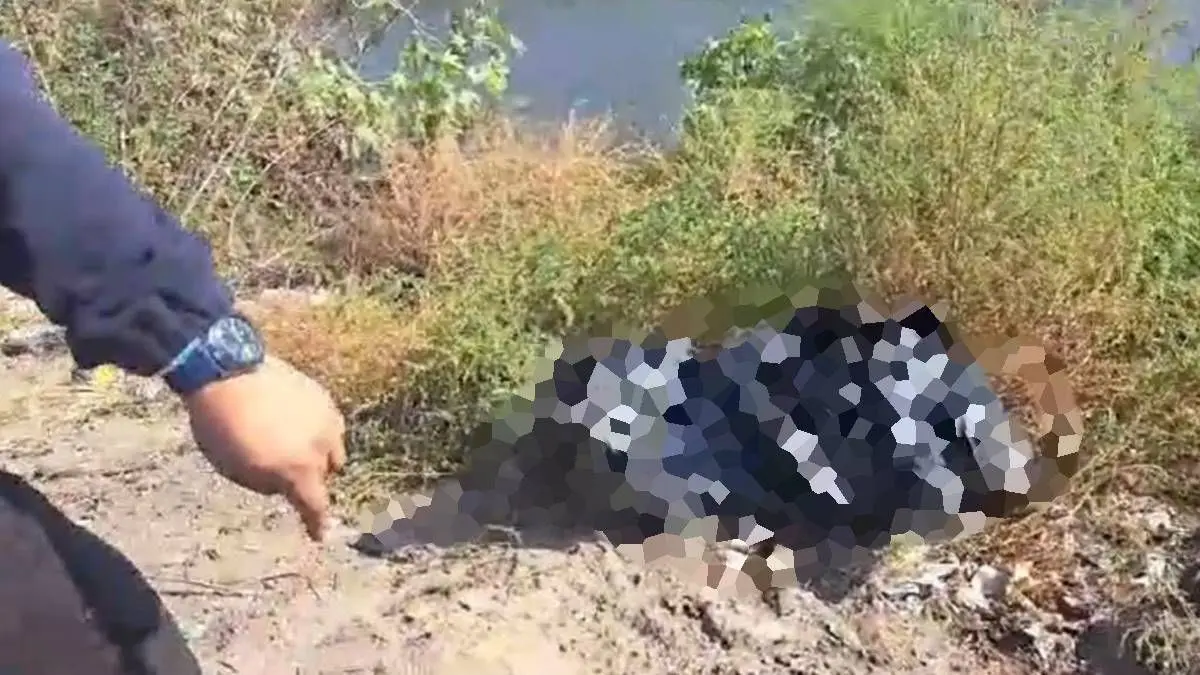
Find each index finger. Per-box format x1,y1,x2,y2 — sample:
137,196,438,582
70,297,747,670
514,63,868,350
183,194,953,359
327,413,347,474
285,471,332,541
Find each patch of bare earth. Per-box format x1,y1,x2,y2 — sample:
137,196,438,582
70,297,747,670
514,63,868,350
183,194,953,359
0,290,1031,675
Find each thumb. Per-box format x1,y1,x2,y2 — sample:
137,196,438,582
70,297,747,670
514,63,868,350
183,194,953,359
284,471,332,541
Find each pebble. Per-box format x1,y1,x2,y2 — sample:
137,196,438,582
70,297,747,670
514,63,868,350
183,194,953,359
955,565,1011,613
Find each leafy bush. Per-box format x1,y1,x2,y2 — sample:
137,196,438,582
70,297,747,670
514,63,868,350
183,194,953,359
682,0,1200,441
297,0,524,160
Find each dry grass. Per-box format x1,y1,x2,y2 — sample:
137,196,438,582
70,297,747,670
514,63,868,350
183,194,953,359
2,0,378,283
340,119,641,277
245,293,422,412
254,118,645,415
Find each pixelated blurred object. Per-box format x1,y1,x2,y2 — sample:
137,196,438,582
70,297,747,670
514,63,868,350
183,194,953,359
358,283,1083,586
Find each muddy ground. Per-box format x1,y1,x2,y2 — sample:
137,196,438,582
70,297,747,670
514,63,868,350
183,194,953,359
0,290,1174,675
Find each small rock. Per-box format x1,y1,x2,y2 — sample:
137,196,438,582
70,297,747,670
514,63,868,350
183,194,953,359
1,324,66,357
955,565,1011,613
881,581,924,601
879,559,959,601
1057,594,1093,621
1142,508,1173,536
1132,552,1171,588
914,561,960,587
1021,621,1061,662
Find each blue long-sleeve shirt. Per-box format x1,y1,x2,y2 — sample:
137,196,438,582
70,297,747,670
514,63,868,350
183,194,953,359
0,41,233,376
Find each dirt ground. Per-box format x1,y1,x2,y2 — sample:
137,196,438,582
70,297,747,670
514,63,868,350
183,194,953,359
0,290,1053,675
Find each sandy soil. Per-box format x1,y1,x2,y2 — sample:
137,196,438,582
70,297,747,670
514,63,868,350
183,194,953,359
0,292,1034,675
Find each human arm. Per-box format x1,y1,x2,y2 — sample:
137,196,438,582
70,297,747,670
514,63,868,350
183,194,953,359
0,41,233,375
0,41,345,540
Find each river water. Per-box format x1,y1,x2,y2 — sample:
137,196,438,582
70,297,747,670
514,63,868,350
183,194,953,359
358,0,782,139
358,0,1199,142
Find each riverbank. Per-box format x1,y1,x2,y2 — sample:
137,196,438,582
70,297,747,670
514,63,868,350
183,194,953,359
6,0,1200,672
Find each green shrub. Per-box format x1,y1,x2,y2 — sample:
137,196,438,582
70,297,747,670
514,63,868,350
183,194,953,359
683,0,1200,449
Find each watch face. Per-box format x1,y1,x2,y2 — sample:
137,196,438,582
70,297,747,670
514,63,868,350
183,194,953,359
207,316,266,372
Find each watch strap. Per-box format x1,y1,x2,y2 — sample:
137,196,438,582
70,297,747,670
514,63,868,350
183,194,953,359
161,314,265,396
163,337,226,396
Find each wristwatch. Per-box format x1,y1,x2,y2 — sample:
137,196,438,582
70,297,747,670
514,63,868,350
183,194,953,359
162,313,267,396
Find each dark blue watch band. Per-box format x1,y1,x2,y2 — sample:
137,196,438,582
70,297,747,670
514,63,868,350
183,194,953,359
163,338,226,396
162,314,266,396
